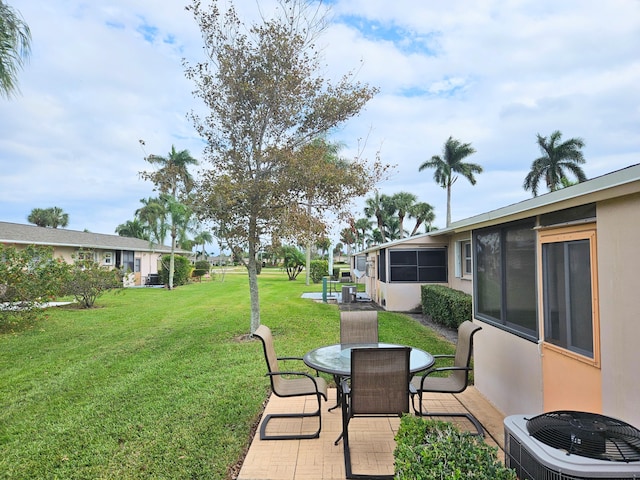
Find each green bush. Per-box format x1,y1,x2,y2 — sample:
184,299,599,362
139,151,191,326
394,417,516,480
194,260,210,272
421,285,472,329
309,259,328,283
159,255,192,286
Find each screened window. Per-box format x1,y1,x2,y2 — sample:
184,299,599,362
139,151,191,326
474,220,537,339
388,248,447,283
541,232,597,359
378,249,386,282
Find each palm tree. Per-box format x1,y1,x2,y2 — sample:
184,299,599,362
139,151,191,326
136,196,167,244
115,219,149,240
408,202,436,236
391,191,417,239
142,145,198,199
48,207,69,228
353,218,372,251
364,192,394,243
192,230,213,259
419,136,482,227
339,227,356,256
523,130,587,196
0,1,31,98
27,208,49,227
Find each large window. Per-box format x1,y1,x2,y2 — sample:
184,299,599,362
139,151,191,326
540,227,598,361
388,248,447,283
474,220,537,339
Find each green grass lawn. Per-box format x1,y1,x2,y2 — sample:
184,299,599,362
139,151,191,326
0,268,455,479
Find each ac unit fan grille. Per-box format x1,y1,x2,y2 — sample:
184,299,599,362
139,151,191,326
527,411,640,463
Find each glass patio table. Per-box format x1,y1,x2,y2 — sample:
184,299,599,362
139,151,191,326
304,342,435,414
303,342,435,377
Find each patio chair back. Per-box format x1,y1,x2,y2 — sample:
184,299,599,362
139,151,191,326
449,320,482,390
255,324,285,392
349,347,411,415
340,311,379,344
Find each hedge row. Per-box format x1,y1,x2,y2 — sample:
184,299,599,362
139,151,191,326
421,284,472,329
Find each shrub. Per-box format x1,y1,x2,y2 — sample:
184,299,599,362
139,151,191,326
421,285,472,329
310,259,328,283
194,260,210,272
394,416,516,480
281,246,305,280
159,255,192,286
63,254,122,308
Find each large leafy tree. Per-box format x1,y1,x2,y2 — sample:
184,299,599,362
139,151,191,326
186,0,380,333
523,130,587,196
0,0,31,99
419,136,482,227
140,145,198,289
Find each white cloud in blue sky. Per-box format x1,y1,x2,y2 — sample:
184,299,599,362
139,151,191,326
1,0,639,251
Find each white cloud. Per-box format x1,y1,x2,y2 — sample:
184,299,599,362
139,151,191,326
1,0,639,244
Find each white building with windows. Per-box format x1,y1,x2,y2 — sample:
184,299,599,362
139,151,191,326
355,163,640,428
0,222,189,287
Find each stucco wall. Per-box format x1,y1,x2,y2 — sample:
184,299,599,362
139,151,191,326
473,320,544,416
597,192,640,428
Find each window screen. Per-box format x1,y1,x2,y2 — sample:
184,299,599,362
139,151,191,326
388,248,447,283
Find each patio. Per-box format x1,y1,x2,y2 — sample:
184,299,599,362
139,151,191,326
237,385,506,479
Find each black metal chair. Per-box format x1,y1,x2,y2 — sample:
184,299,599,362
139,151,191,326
254,325,328,440
339,347,411,479
410,320,484,436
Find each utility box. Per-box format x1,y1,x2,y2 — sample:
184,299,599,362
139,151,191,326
341,285,356,304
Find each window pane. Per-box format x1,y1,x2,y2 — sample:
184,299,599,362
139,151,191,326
419,267,447,282
543,240,593,356
475,231,502,320
505,226,537,334
390,250,416,266
391,266,417,281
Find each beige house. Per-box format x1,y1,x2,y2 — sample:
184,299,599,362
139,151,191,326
355,163,640,428
0,222,189,287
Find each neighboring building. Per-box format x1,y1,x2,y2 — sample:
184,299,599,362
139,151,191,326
0,222,190,287
355,163,640,428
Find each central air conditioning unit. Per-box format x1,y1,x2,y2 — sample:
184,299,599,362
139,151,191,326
504,411,640,480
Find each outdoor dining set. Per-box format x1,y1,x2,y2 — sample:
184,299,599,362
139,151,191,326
254,313,483,479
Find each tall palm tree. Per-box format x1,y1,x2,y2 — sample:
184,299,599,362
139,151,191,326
419,136,482,227
353,218,372,251
523,130,587,196
391,191,417,239
0,1,31,98
143,145,198,199
408,201,435,236
364,192,394,243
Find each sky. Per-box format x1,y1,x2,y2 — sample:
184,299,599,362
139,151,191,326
1,0,639,253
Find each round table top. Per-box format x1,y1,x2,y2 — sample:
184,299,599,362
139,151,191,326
303,342,435,377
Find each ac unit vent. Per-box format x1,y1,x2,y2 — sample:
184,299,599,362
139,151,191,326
505,414,640,480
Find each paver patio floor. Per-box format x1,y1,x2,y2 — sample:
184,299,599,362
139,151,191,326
238,386,505,479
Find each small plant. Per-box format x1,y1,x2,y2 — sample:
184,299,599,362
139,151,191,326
64,251,122,308
395,416,516,480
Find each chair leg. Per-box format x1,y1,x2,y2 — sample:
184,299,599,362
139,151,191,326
411,391,485,437
341,395,395,479
259,394,323,440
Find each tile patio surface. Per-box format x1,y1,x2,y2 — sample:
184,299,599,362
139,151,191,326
238,386,505,480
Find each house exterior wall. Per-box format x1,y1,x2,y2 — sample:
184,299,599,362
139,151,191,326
448,232,473,295
597,192,640,427
473,321,543,415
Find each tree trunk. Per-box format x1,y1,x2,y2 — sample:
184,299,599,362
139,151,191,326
247,219,261,334
446,185,452,227
169,225,176,290
305,243,311,286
